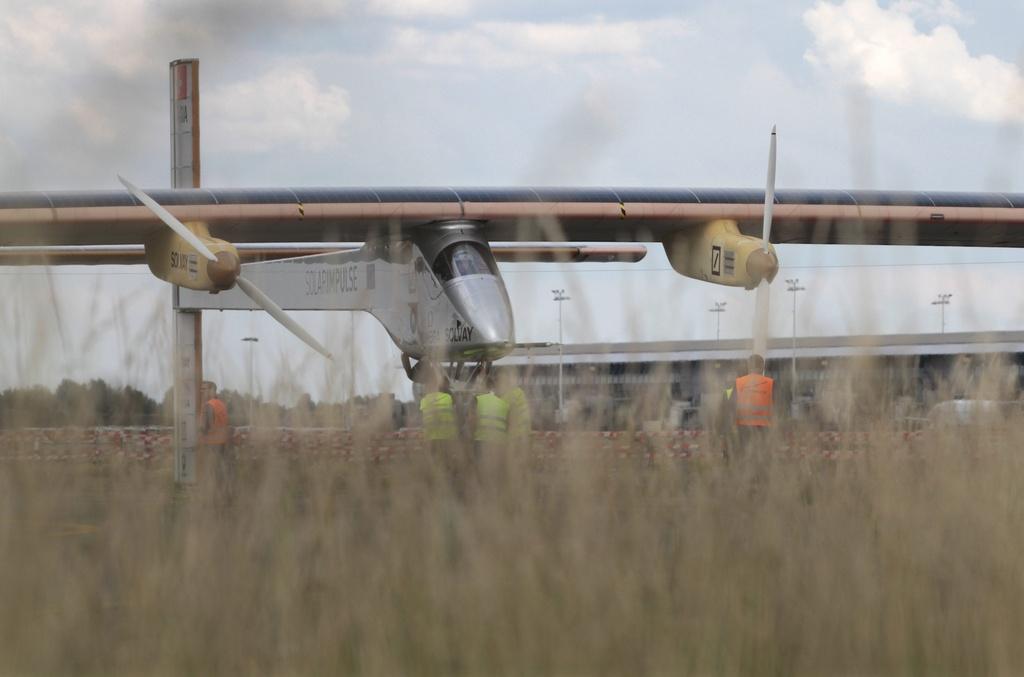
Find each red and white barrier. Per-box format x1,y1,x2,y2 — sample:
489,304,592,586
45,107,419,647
0,426,929,463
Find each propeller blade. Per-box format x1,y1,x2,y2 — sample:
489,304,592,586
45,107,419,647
761,125,777,250
752,279,771,357
752,126,777,359
118,175,217,262
236,275,333,360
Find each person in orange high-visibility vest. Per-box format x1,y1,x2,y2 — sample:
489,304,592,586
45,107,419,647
734,354,774,451
200,381,230,445
200,381,234,500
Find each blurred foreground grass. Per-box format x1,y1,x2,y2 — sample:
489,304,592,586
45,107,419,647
2,429,1024,676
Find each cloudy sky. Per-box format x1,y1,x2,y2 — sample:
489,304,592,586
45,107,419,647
0,0,1022,401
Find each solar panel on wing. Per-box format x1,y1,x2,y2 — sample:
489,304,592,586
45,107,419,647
45,190,139,208
926,192,1016,208
143,189,218,206
208,188,298,205
291,188,381,204
613,188,700,203
531,188,621,202
0,192,57,209
1,186,1023,211
690,188,762,204
453,188,542,202
843,190,933,207
775,190,856,206
373,188,457,202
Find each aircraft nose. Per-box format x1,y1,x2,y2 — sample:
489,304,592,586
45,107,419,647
472,300,515,352
446,275,516,358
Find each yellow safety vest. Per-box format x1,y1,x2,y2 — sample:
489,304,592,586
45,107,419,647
503,386,531,439
474,392,509,442
420,391,457,441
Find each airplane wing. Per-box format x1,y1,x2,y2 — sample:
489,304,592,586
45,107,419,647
0,187,1022,247
0,242,647,265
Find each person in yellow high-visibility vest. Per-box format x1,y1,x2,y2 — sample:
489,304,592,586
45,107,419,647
734,354,774,452
471,370,510,459
419,366,457,456
499,370,531,452
713,380,737,461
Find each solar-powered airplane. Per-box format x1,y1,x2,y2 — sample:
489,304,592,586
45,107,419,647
1,61,1023,386
4,138,1024,379
5,173,1024,382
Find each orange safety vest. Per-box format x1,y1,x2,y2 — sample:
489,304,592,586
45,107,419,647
735,374,774,427
201,398,230,445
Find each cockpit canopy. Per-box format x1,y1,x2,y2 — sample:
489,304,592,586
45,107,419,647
431,242,498,283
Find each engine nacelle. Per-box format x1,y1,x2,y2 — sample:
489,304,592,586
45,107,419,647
145,221,241,292
662,219,778,290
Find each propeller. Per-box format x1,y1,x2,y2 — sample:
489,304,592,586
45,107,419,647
234,277,332,359
751,126,777,360
119,176,333,360
118,175,217,261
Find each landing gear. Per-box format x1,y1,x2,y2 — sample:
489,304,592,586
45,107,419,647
401,353,434,385
402,353,492,390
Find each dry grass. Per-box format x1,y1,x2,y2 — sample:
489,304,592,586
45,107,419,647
2,422,1024,675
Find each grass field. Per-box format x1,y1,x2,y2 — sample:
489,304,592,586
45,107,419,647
2,426,1024,676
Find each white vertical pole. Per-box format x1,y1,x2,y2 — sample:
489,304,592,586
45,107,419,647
792,289,797,386
558,299,563,414
785,279,805,400
242,336,258,425
552,289,570,423
250,341,255,423
348,313,355,431
173,288,198,483
170,58,202,484
932,293,952,334
709,302,726,344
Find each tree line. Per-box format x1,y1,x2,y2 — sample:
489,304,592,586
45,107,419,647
0,379,165,428
0,379,411,429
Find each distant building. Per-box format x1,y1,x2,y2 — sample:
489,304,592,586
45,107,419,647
495,332,1024,429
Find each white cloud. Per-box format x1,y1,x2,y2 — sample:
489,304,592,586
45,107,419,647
890,0,967,24
803,0,1024,123
0,134,28,185
204,68,352,153
68,99,117,144
368,0,471,18
1,5,74,70
384,16,691,69
284,0,349,18
1,0,351,79
78,0,152,77
0,1,163,78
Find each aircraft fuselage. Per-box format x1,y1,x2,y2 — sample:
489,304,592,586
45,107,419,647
176,221,517,363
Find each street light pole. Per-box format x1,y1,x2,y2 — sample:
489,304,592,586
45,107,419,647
931,293,952,334
785,279,805,397
709,301,727,342
241,336,258,427
348,313,355,431
552,289,570,422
